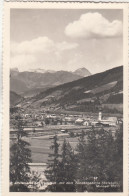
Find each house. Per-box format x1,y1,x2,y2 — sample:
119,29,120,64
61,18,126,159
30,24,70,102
91,121,98,126
104,117,117,123
83,121,90,126
24,114,31,118
75,118,84,125
101,117,117,126
49,114,57,119
64,117,75,125
65,117,73,121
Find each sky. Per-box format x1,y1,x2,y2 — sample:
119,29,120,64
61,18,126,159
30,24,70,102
10,9,123,74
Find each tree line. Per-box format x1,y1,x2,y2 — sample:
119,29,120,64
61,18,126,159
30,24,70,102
44,127,123,192
10,113,123,192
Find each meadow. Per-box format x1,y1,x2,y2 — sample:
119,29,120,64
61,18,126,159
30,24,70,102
25,135,80,163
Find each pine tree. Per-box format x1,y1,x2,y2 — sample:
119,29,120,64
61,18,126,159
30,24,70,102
44,135,60,191
10,112,32,192
76,130,87,180
97,129,115,181
75,130,89,191
76,128,112,191
58,139,77,192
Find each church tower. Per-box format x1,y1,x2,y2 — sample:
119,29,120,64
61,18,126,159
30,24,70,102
98,111,102,121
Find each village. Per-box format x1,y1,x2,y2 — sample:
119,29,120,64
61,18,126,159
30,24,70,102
10,108,123,132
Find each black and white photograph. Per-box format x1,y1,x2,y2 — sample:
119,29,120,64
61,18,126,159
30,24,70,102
7,5,125,193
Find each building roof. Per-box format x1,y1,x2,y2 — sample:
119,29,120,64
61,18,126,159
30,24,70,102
103,117,117,122
75,118,84,123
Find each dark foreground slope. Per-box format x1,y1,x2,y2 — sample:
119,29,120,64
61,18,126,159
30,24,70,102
22,66,123,113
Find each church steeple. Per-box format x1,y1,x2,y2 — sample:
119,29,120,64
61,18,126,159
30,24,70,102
98,110,102,121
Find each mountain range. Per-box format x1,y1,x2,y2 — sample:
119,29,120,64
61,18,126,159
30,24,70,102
10,67,91,97
19,66,123,113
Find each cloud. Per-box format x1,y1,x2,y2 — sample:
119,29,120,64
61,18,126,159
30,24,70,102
11,37,78,70
11,37,55,55
65,12,122,39
57,41,78,51
11,37,78,55
11,54,37,70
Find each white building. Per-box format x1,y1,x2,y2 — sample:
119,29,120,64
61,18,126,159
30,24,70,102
83,121,90,126
75,118,84,125
98,111,117,127
98,111,102,121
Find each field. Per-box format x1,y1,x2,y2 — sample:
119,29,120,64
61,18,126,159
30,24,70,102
24,134,81,163
10,121,120,164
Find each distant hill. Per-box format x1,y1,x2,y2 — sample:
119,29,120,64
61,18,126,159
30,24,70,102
10,91,23,106
21,66,123,113
10,68,91,96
